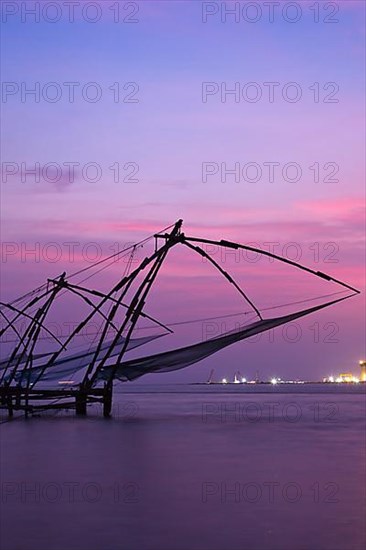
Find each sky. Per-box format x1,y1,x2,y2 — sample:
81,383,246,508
1,0,365,382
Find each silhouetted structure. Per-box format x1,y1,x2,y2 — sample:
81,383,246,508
0,220,360,417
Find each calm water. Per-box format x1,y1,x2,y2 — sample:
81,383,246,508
1,384,365,550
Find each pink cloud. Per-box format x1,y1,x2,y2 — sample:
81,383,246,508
296,197,365,220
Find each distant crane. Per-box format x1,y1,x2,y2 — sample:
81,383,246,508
207,369,215,384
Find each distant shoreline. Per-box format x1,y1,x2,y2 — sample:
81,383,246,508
191,381,366,385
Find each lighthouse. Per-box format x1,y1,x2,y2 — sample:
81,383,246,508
359,360,366,382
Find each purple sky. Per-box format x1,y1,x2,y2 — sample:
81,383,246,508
1,0,365,381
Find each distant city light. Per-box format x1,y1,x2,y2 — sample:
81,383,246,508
215,361,365,385
325,374,360,384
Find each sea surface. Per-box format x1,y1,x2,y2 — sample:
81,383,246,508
1,384,365,550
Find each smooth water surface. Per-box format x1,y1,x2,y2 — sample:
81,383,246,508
1,384,365,550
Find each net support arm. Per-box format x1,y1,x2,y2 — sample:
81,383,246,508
181,239,262,320
87,219,183,388
28,222,183,388
179,236,360,295
62,282,174,334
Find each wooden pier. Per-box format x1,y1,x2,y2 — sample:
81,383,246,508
0,385,113,418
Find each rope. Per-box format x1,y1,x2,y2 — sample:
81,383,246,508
2,223,176,309
1,290,349,344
